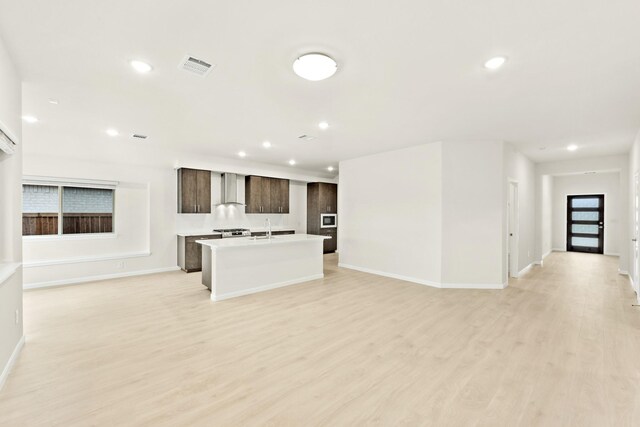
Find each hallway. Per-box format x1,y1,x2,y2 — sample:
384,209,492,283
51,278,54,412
0,252,639,426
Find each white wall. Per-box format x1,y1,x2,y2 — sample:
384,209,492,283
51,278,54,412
551,173,621,255
441,141,505,286
338,143,443,285
504,143,536,275
22,153,331,287
338,140,515,289
539,175,553,259
627,130,640,295
0,33,24,388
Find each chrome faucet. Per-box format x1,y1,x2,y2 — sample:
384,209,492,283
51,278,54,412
265,218,272,239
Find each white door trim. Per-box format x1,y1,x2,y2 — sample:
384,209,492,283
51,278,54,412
507,179,519,279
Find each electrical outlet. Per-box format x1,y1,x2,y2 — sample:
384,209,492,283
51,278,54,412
15,309,19,324
117,261,125,269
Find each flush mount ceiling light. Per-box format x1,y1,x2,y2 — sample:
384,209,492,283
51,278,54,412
22,115,38,123
48,99,59,105
318,121,329,130
567,144,578,151
238,151,247,158
130,60,153,74
262,141,271,148
288,159,296,166
105,128,119,137
293,53,337,81
484,56,507,70
327,166,334,172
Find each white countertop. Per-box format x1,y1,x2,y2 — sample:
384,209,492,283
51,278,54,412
177,227,296,237
196,233,328,250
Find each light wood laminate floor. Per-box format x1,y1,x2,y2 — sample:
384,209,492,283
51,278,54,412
1,252,640,426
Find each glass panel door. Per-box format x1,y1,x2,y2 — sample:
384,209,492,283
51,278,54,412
566,195,604,254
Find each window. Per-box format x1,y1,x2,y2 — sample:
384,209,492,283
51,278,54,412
22,183,114,236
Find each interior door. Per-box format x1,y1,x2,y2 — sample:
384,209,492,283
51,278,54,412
566,195,604,254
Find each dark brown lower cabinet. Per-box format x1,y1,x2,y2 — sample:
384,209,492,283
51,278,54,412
178,234,222,273
319,228,337,253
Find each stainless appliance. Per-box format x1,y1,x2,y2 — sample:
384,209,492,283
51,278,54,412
214,228,251,238
218,173,245,206
320,213,337,228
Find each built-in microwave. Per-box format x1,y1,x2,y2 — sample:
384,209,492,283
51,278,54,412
320,213,337,228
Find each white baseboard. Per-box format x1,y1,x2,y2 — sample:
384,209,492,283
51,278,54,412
441,281,507,290
24,266,181,290
552,248,566,252
517,263,534,277
338,263,505,290
338,263,441,288
604,252,620,257
212,274,324,301
618,269,629,276
0,335,25,392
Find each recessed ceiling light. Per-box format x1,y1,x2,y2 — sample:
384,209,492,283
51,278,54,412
288,159,296,166
484,56,507,70
105,128,119,137
567,144,578,151
293,53,337,81
130,60,153,74
327,166,334,172
22,115,38,123
48,99,59,105
318,121,329,130
238,151,247,158
262,141,271,148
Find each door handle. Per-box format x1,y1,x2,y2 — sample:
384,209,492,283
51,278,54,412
633,238,638,242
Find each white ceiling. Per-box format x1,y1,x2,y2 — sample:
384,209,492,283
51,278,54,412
1,0,639,172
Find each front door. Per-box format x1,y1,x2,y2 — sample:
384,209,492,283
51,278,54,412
566,194,604,254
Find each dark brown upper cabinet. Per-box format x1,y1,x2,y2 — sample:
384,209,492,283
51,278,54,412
177,168,211,214
245,176,290,214
313,182,337,214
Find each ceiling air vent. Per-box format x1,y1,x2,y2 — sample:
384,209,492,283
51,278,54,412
132,134,148,140
179,55,214,76
298,135,316,141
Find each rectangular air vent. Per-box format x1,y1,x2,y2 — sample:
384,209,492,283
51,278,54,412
298,135,316,141
132,134,148,140
179,55,214,76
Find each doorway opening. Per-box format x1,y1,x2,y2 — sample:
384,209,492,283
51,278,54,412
508,181,519,278
566,194,604,254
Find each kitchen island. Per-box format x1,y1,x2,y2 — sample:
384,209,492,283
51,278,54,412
196,234,329,301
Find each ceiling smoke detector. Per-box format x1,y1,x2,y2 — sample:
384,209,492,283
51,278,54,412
179,55,215,76
298,134,316,141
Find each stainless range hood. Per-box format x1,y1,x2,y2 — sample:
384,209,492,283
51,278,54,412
219,173,245,205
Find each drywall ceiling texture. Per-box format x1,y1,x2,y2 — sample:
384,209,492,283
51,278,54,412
551,172,621,256
0,0,639,173
0,32,23,388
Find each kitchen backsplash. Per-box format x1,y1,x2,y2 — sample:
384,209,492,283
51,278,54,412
176,204,304,232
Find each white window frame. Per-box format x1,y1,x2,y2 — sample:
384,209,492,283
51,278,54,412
22,176,118,239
